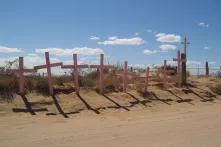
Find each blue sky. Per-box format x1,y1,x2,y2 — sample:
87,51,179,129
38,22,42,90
0,0,221,71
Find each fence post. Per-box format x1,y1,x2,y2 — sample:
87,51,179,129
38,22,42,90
205,61,209,76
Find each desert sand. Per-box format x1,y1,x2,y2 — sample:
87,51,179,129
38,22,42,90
1,77,221,147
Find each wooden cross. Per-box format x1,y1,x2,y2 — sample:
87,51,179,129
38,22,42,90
9,57,36,95
34,52,63,95
116,61,136,93
62,54,114,95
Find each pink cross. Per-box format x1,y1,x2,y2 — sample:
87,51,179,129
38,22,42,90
34,52,62,95
9,57,36,95
62,54,114,95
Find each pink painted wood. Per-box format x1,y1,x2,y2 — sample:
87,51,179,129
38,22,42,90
34,52,62,95
18,57,25,94
145,67,150,92
123,61,128,92
61,54,114,95
9,57,36,94
163,60,168,89
177,50,181,87
73,54,79,94
99,54,104,94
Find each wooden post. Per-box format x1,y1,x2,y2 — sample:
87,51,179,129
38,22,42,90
145,67,150,92
9,57,36,95
99,54,104,94
123,61,128,92
73,54,79,94
45,52,53,95
18,57,25,94
163,60,167,89
177,50,181,87
34,52,63,95
62,54,114,95
181,53,187,85
205,61,209,76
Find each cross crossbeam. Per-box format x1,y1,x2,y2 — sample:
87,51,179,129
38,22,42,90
61,54,114,95
34,52,63,95
9,57,36,94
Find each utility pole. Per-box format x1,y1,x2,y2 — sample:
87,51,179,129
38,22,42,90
181,37,190,85
181,37,190,58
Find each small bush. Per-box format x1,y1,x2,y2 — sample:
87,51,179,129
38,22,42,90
96,73,122,93
53,77,64,86
35,77,50,96
79,71,98,88
0,75,18,101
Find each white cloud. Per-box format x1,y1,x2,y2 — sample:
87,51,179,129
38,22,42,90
198,22,209,28
203,46,210,50
35,47,104,56
143,49,159,55
134,32,139,36
90,36,100,40
159,44,176,51
0,46,22,53
156,33,181,43
98,37,145,45
146,29,152,33
187,60,201,65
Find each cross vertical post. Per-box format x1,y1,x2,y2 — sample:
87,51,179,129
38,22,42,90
73,54,79,94
99,54,104,94
123,61,128,92
45,52,54,95
145,67,150,92
18,57,25,94
177,50,181,87
163,60,167,89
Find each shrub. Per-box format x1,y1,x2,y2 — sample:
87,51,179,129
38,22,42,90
0,75,18,101
79,71,98,88
96,73,122,93
35,77,50,96
53,77,64,86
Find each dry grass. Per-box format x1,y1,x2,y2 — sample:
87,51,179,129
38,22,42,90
0,75,18,101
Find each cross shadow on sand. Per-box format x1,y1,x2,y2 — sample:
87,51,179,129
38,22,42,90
12,94,48,115
166,90,193,105
76,93,100,114
182,87,214,102
147,92,173,105
102,94,130,111
126,92,152,107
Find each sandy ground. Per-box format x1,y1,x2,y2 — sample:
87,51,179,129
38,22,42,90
1,77,221,147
